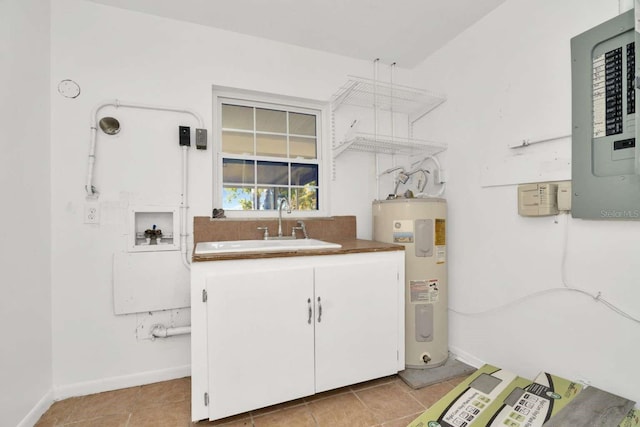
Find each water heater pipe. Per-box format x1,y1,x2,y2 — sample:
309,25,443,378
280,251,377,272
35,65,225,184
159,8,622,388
150,324,191,339
412,155,446,198
86,99,204,269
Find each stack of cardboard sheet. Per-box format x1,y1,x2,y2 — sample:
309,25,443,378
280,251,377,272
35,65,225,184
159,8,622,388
407,364,637,427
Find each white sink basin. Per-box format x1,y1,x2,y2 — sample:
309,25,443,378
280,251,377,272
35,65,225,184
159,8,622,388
195,239,342,255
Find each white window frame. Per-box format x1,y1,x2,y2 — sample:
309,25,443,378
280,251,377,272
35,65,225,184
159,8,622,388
212,86,330,218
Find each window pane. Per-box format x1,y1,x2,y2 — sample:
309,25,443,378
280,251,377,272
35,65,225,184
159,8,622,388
223,159,255,184
290,136,317,159
289,112,316,136
257,187,288,211
256,133,287,157
222,104,253,130
258,187,276,211
291,163,318,186
257,161,288,185
256,108,286,133
223,186,254,210
222,131,254,155
291,187,318,210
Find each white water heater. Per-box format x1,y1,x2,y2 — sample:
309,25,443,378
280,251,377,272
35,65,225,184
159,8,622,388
373,198,448,369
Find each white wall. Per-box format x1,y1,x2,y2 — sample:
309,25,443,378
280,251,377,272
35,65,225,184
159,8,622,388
413,0,640,402
0,0,53,424
50,0,411,393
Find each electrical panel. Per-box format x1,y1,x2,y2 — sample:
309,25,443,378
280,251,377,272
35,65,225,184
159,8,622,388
571,10,640,219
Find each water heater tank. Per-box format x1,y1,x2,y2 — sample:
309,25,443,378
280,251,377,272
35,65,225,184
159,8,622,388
373,198,447,369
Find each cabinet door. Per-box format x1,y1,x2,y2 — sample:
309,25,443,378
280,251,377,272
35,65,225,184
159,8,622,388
314,258,399,392
206,267,315,420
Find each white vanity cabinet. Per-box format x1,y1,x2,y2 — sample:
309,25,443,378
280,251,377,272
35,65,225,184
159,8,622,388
190,250,405,422
206,266,315,420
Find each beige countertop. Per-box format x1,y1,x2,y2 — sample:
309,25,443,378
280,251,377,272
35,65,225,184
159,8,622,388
191,238,404,262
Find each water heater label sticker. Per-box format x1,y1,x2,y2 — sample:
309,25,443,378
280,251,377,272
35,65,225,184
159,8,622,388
435,246,446,264
410,279,439,303
393,220,414,243
435,219,446,246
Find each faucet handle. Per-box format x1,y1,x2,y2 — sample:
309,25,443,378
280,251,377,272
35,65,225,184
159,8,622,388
297,220,309,239
257,226,269,240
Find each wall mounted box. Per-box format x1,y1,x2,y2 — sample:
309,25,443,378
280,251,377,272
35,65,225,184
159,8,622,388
114,206,186,314
128,206,180,252
518,183,559,216
571,10,640,219
179,125,191,146
557,181,572,211
196,128,207,149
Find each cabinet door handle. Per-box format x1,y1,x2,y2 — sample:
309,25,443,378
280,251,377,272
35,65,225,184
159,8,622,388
307,298,312,324
317,297,322,323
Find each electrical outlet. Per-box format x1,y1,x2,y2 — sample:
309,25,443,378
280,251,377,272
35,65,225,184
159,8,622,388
84,203,100,224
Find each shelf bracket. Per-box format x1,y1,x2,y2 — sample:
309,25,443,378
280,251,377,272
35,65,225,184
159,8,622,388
333,139,356,159
331,80,359,113
409,99,447,125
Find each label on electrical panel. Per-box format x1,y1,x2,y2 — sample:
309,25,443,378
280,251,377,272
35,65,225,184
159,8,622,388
392,220,414,243
593,46,626,138
410,279,440,303
593,53,606,138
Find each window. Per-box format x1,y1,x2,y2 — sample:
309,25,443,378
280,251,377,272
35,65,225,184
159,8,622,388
213,88,328,216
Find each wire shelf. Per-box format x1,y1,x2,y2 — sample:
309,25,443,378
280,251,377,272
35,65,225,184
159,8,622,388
331,76,446,118
333,132,447,158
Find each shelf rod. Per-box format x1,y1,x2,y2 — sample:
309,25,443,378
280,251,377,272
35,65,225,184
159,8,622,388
509,133,572,149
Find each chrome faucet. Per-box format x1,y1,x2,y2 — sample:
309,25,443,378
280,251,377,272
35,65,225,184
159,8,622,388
277,198,291,237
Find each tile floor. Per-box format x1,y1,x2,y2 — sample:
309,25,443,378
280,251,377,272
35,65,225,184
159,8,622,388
35,374,467,427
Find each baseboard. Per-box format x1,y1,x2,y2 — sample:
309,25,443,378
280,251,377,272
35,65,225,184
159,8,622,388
17,388,54,427
53,364,191,400
449,345,486,369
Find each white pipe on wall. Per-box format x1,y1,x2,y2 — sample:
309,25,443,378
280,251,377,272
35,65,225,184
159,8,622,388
150,325,191,339
86,99,204,197
373,59,380,199
86,99,204,270
180,145,190,269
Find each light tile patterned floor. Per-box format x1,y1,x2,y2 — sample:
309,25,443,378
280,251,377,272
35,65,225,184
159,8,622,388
35,374,467,427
